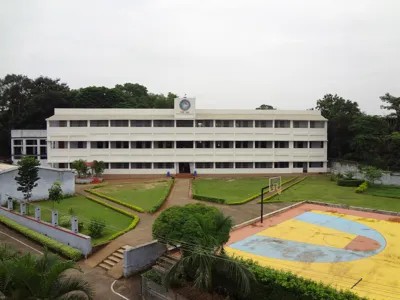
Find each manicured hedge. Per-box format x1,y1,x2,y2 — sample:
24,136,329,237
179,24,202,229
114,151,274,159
192,194,226,204
229,177,299,205
0,216,82,260
85,189,145,213
337,179,365,187
148,179,175,213
241,259,367,300
355,181,368,193
86,196,140,241
258,177,308,203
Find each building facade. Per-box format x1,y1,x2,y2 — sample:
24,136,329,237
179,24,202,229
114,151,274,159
11,130,49,166
45,97,328,175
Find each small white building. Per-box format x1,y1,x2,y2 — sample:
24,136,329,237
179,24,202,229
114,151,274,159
11,130,49,167
0,163,75,204
45,97,328,175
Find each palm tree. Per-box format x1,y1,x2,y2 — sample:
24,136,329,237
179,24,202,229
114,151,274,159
163,215,254,298
0,246,93,300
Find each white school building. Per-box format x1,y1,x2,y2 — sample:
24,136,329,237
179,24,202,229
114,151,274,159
45,97,328,175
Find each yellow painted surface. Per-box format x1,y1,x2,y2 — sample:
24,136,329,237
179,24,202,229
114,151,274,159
226,211,400,300
257,218,357,249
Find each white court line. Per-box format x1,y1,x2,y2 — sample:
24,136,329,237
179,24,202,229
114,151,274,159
111,280,130,300
0,230,43,255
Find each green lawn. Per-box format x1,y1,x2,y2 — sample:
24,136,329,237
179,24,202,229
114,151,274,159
193,177,293,204
94,180,170,211
23,196,132,245
274,175,400,212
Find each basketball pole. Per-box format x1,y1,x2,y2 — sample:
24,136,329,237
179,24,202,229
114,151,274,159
260,186,268,223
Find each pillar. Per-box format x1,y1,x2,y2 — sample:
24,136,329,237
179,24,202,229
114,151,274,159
7,197,13,210
35,206,41,221
20,203,26,215
51,210,59,226
71,216,79,233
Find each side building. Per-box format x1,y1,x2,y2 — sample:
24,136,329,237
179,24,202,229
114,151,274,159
45,97,328,175
11,130,49,166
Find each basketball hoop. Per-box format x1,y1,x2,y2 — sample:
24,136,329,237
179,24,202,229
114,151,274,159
277,188,282,195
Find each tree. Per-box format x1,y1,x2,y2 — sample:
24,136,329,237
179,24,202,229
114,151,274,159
0,246,93,299
72,86,125,108
152,203,232,249
48,181,63,209
92,160,106,177
14,156,40,211
316,94,361,159
380,93,400,130
361,166,383,184
71,159,88,178
256,104,275,110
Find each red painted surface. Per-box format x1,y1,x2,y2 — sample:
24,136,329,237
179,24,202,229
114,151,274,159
344,235,381,251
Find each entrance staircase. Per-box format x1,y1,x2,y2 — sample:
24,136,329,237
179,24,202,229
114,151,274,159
152,254,179,274
98,245,132,271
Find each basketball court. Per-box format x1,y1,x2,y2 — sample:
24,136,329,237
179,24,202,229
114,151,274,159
226,203,400,300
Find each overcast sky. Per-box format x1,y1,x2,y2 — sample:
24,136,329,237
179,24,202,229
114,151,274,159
1,0,399,114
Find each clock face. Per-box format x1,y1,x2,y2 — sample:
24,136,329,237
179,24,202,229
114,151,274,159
179,99,191,111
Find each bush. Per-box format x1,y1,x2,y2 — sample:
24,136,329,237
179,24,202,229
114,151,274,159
148,179,175,213
344,171,356,180
355,181,368,193
59,215,84,231
85,189,145,213
192,194,226,204
91,183,106,189
0,216,81,260
88,217,105,238
337,179,365,187
63,193,74,199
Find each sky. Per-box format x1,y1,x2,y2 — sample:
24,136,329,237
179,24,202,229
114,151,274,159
1,0,399,114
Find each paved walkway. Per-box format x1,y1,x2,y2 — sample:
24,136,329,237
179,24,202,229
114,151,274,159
78,178,299,278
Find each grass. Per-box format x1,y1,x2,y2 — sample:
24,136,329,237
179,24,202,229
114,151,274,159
192,177,293,204
22,196,132,245
93,180,171,212
272,175,400,212
364,184,400,198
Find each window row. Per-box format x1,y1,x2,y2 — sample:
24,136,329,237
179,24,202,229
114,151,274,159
49,120,325,129
13,139,47,146
51,140,325,149
55,161,324,169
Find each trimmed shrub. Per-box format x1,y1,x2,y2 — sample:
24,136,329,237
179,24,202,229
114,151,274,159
337,179,364,187
91,183,106,189
0,216,81,260
88,217,105,238
355,181,368,193
192,194,226,204
85,189,145,213
148,179,175,213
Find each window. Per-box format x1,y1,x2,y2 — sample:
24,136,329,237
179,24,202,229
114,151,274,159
154,162,174,169
131,163,152,169
195,162,214,169
110,120,129,127
110,141,129,149
215,141,233,148
215,162,234,169
70,141,87,149
13,147,23,156
275,120,291,128
255,120,273,128
13,140,22,145
293,121,308,128
293,162,306,168
309,162,324,168
195,141,213,148
176,141,193,148
40,147,47,158
215,120,234,127
26,147,37,155
70,120,88,127
235,162,253,168
153,120,174,127
274,141,289,148
310,141,324,148
255,162,273,168
294,141,308,148
57,163,68,169
90,120,109,127
131,141,152,149
103,163,109,169
40,139,46,145
235,120,253,128
90,141,109,149
52,141,68,149
131,120,151,127
110,163,130,169
310,121,325,128
26,140,37,145
196,120,213,127
154,141,174,149
176,120,194,127
255,141,273,148
49,120,67,127
274,162,289,168
235,141,253,148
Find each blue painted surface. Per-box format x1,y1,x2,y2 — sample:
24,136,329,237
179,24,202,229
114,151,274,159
229,212,386,263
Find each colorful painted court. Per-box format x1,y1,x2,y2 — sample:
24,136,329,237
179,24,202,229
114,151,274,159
226,203,400,300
